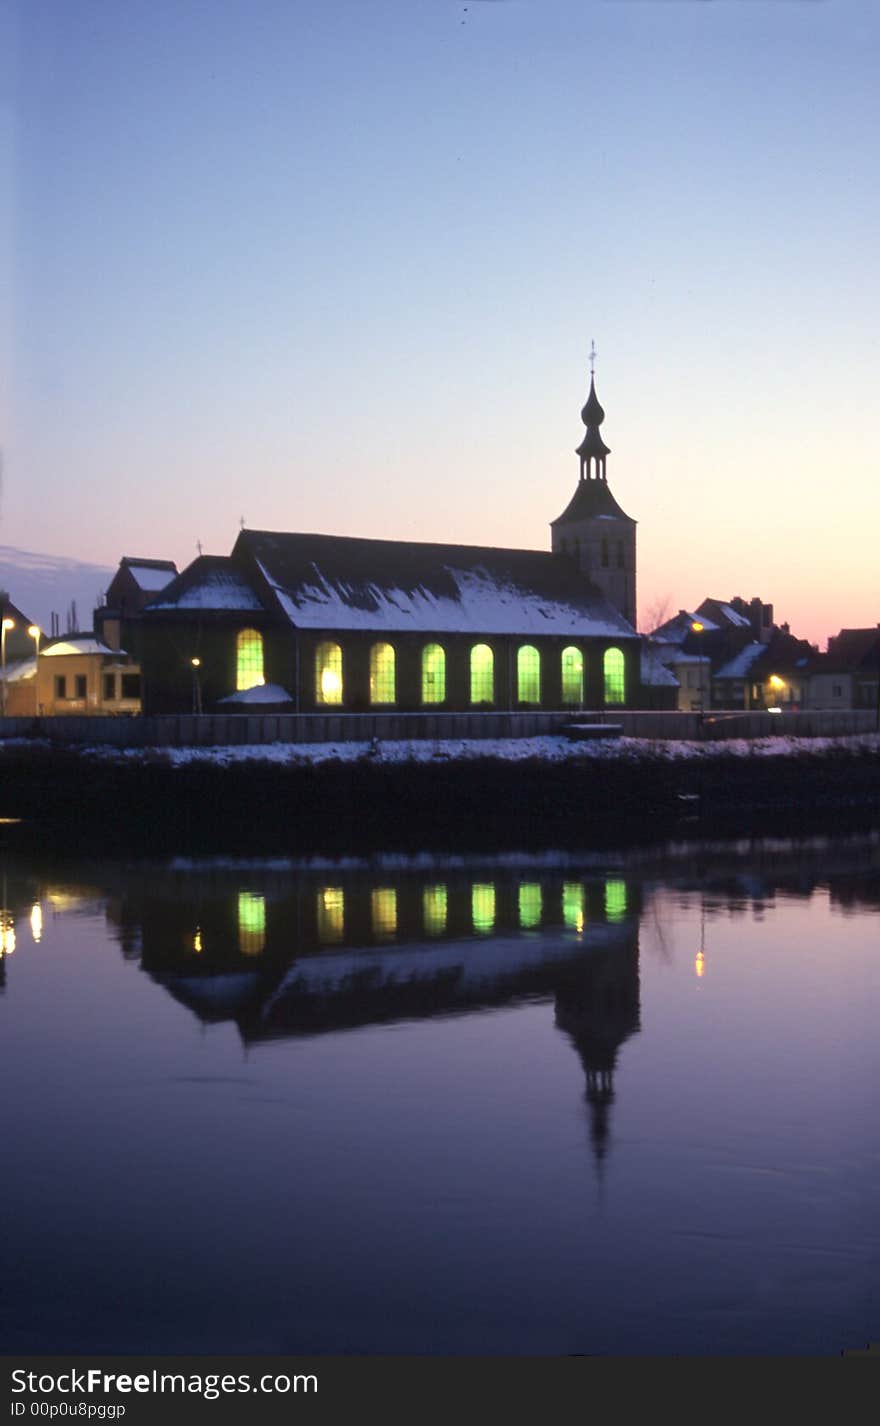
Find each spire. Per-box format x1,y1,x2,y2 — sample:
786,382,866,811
575,344,610,481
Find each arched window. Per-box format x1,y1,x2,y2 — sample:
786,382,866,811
315,641,343,704
370,642,396,704
517,645,541,704
604,647,625,705
470,643,494,704
421,643,446,704
236,628,264,691
561,646,584,706
601,538,609,568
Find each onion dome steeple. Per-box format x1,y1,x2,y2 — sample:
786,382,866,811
576,343,610,481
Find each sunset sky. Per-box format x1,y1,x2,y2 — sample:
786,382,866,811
4,0,877,646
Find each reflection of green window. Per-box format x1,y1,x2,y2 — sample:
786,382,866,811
604,647,625,705
423,883,447,936
519,882,542,929
470,644,494,704
605,879,627,922
371,887,397,939
370,642,396,704
236,628,264,691
561,646,584,705
563,882,584,933
421,643,446,704
517,645,541,704
472,883,495,933
238,891,266,956
317,886,344,944
315,641,343,704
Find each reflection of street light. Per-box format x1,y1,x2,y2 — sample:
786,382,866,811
1,616,15,716
190,657,202,715
28,626,41,714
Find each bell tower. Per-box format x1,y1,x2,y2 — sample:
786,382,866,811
551,348,637,628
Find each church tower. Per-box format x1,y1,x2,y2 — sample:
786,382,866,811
550,353,637,628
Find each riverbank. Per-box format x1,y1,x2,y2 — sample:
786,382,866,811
1,733,879,854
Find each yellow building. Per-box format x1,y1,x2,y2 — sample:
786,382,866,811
1,637,142,716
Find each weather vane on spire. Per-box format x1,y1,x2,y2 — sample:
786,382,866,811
589,339,597,377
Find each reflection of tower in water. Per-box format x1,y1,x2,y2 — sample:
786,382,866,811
553,881,641,1170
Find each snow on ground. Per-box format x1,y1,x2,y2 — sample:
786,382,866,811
52,731,880,768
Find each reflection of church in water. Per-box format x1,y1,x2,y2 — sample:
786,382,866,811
105,865,643,1166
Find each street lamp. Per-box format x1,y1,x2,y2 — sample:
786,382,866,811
691,620,706,719
27,626,41,715
190,657,203,715
1,617,15,717
767,673,785,713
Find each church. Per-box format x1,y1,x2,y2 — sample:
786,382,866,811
99,369,644,716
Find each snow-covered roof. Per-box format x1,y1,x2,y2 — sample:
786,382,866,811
0,656,37,683
217,683,294,705
640,646,679,687
235,530,637,639
715,643,765,679
650,610,720,643
126,562,176,592
715,602,751,628
42,638,118,657
147,559,265,613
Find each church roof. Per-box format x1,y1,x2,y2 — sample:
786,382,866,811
551,479,635,526
145,556,267,613
232,529,637,638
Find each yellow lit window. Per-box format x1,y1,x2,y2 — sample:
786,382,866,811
517,645,540,704
563,882,584,933
370,642,396,704
238,892,266,956
317,886,344,944
519,882,542,929
315,641,343,704
603,647,625,705
371,887,397,939
470,644,494,704
236,628,264,691
421,643,446,704
605,879,627,922
423,883,448,936
472,883,495,934
561,646,584,705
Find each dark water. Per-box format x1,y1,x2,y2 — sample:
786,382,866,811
1,836,879,1356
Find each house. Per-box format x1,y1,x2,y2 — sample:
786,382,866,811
808,628,880,712
113,370,649,715
712,626,814,711
0,636,142,716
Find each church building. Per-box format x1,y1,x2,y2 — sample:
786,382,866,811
103,369,645,716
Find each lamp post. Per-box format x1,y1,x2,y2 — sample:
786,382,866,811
767,673,785,712
1,617,15,717
690,621,706,722
27,625,41,715
190,657,202,716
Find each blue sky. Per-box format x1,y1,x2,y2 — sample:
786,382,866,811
4,0,878,643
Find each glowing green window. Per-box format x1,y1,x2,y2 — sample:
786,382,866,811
519,882,542,929
517,645,541,704
370,642,396,704
236,628,264,691
371,887,397,939
561,646,584,705
315,641,343,705
605,879,627,923
563,882,585,933
472,883,496,934
603,647,626,705
421,643,446,704
423,883,448,936
470,644,494,704
317,886,344,944
238,892,265,956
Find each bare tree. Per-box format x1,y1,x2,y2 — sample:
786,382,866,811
640,594,672,636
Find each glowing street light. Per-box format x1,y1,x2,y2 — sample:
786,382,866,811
691,620,707,719
1,616,15,716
